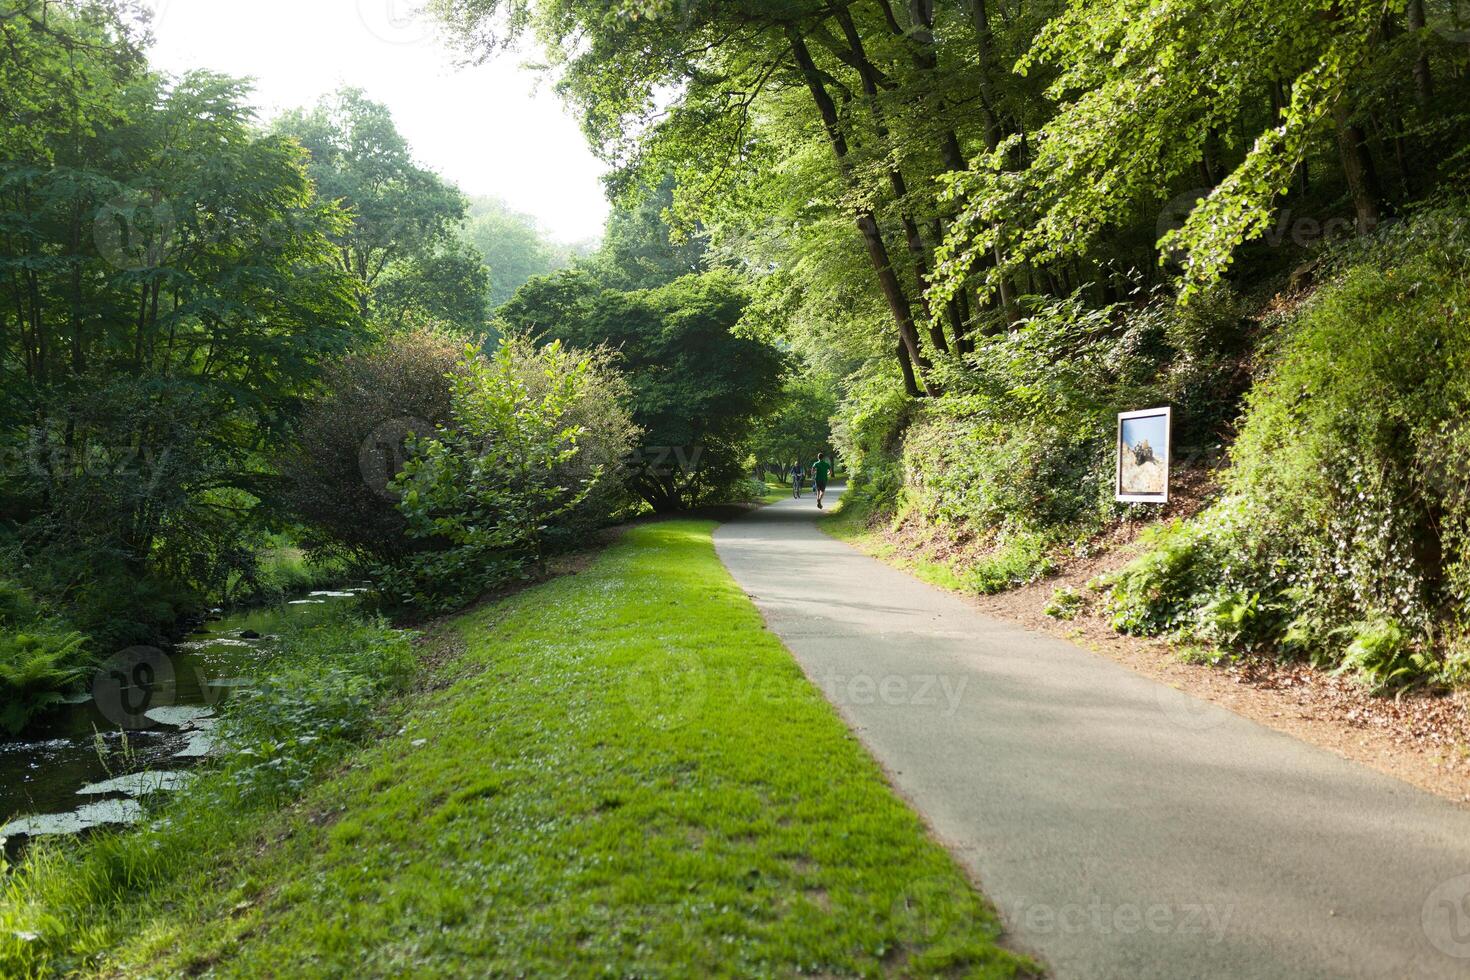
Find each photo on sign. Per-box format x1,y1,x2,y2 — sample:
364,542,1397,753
1116,408,1171,502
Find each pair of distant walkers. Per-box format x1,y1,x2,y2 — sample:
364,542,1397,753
790,453,833,509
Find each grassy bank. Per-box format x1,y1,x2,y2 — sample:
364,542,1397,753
821,498,1047,599
3,520,1032,978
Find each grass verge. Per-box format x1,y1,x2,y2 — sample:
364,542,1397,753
824,499,1054,597
4,520,1032,978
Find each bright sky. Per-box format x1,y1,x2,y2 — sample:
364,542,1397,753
143,0,610,244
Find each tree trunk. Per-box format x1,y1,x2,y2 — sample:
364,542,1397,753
961,0,1006,151
832,7,949,356
1406,0,1433,109
787,26,935,397
1333,100,1383,233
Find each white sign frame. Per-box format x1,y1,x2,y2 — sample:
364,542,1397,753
1115,406,1172,504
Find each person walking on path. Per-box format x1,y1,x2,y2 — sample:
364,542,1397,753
790,460,804,499
811,453,832,509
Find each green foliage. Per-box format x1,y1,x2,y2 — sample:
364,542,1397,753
0,579,40,628
1330,617,1432,692
0,6,363,658
588,173,707,291
462,195,581,309
372,236,490,333
1044,587,1084,621
891,288,1246,549
282,325,467,562
501,269,784,511
1104,207,1470,685
1100,517,1232,637
962,531,1057,595
748,375,839,471
383,337,637,609
0,630,88,734
273,87,470,317
222,608,417,797
0,605,412,977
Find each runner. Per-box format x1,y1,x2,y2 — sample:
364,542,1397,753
810,452,831,509
790,460,804,499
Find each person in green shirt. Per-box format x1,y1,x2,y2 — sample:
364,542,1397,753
810,452,832,509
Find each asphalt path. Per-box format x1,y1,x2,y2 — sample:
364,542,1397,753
714,486,1470,979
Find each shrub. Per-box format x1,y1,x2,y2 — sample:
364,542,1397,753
1330,617,1424,691
282,324,467,562
222,607,416,797
0,578,40,627
964,531,1057,594
871,286,1249,548
1044,587,1084,620
382,336,637,609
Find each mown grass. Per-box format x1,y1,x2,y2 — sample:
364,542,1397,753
5,521,1031,978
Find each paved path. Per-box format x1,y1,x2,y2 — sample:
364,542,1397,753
714,487,1470,979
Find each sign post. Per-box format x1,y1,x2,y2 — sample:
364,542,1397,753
1115,407,1172,504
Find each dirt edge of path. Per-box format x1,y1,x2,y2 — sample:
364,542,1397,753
831,504,1470,807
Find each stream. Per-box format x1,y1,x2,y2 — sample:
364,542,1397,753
0,590,364,854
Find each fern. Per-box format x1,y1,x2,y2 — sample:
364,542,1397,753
0,630,89,734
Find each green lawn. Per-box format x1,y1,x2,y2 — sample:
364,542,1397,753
22,520,1033,978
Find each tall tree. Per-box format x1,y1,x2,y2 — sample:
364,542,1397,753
274,88,467,316
0,4,361,618
461,195,580,309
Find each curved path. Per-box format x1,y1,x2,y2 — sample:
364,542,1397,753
714,487,1470,979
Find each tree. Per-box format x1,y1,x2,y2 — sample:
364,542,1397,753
750,376,839,476
387,336,638,608
0,4,362,634
500,269,784,511
372,236,491,334
590,173,706,290
461,195,579,309
274,88,468,316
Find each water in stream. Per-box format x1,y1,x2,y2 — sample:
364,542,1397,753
0,590,364,850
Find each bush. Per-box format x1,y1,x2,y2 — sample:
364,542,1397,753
964,531,1057,594
381,336,637,610
0,578,40,627
855,286,1249,547
1044,587,1084,620
222,607,416,797
282,324,467,562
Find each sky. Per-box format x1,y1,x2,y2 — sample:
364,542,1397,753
143,0,611,244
